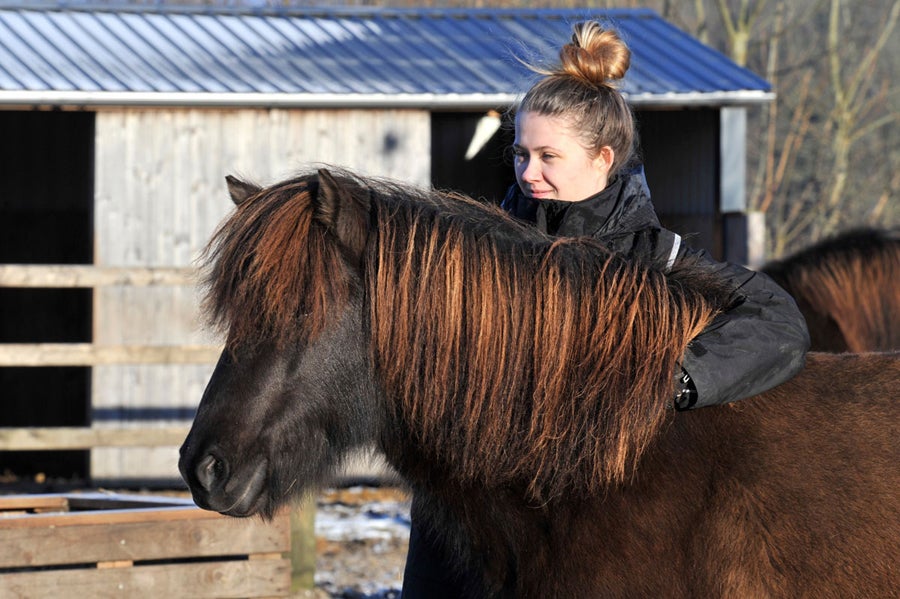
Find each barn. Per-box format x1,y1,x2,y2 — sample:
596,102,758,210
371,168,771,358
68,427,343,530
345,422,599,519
0,2,772,485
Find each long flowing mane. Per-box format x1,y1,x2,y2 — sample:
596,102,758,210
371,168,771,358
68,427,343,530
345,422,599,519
202,169,730,501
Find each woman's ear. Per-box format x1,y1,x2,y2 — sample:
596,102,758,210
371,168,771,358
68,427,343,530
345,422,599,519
595,146,615,174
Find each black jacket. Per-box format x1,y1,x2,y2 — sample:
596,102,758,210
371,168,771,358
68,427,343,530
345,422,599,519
501,172,810,409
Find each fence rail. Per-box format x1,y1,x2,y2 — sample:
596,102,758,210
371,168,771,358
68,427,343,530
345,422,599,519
1,264,208,455
0,264,198,287
0,344,221,366
0,427,192,451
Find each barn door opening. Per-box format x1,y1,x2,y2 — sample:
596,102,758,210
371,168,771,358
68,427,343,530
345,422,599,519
0,110,94,485
430,110,516,205
636,109,722,258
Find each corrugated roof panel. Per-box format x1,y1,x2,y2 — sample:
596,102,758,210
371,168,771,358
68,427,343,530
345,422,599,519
103,11,207,92
227,15,323,94
0,4,772,108
151,13,250,93
21,12,109,90
356,17,435,94
78,12,177,92
1,11,72,90
427,16,515,90
48,12,144,90
254,16,349,94
0,19,44,89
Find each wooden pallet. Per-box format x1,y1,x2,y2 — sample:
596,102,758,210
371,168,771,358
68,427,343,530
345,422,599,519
0,492,290,598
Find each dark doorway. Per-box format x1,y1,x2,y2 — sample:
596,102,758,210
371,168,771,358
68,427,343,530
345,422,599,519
0,110,94,483
636,109,722,258
431,110,516,205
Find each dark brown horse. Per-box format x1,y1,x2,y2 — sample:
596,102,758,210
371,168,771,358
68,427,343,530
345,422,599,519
180,169,899,598
762,228,900,352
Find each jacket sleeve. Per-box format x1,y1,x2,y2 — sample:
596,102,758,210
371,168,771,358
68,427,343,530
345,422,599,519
677,246,810,409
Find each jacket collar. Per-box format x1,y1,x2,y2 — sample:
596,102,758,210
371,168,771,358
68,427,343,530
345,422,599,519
503,170,655,238
535,177,624,237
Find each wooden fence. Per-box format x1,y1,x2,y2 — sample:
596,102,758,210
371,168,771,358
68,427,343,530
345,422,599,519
0,264,215,452
0,264,319,591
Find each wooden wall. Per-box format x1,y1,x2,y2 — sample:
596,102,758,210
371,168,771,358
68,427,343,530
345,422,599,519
91,107,430,483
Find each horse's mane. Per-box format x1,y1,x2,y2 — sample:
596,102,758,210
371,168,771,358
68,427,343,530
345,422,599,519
202,168,730,501
763,228,900,352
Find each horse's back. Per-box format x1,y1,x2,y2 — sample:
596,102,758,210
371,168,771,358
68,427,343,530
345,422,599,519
762,228,900,352
697,351,899,596
757,351,897,436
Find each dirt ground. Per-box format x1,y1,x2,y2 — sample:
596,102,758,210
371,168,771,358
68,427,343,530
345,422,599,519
307,486,410,598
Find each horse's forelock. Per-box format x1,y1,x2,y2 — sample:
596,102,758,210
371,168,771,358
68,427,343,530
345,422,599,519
201,175,352,350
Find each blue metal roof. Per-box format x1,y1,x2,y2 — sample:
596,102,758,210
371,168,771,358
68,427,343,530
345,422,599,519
0,3,773,108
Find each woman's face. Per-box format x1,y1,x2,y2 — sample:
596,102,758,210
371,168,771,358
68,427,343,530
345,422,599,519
513,111,613,202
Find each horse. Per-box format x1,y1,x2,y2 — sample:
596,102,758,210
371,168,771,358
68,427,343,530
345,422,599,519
179,168,899,598
762,228,900,352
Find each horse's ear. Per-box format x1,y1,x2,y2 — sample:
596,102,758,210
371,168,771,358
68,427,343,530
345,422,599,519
225,175,261,206
314,168,370,262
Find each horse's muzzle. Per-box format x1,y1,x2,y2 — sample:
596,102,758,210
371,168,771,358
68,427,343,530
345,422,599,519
179,446,268,517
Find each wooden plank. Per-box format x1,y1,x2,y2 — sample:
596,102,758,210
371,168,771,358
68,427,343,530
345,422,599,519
0,493,193,513
0,558,290,598
96,559,133,569
0,343,221,366
64,492,195,511
0,427,191,451
0,507,290,567
290,496,317,592
0,505,212,531
0,496,69,513
0,265,198,288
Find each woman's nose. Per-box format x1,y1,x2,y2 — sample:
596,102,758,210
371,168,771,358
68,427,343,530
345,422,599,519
521,158,540,182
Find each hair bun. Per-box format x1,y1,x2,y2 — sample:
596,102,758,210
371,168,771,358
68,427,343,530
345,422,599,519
558,21,630,87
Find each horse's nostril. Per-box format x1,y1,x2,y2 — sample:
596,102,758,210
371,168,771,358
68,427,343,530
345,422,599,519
196,453,223,491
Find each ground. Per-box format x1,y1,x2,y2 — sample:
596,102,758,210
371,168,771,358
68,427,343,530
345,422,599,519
307,486,410,598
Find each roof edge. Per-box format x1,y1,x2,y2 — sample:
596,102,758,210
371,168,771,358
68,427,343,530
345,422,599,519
0,2,656,18
0,90,774,110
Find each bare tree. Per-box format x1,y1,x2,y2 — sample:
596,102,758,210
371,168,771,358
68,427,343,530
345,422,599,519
745,0,829,256
694,0,900,255
713,0,769,66
820,0,900,235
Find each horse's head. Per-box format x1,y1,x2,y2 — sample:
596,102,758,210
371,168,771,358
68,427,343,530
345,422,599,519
179,169,381,518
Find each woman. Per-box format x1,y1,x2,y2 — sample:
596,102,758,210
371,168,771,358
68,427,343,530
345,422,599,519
402,21,809,597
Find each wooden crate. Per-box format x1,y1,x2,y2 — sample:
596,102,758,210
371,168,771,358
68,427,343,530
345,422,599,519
0,493,290,598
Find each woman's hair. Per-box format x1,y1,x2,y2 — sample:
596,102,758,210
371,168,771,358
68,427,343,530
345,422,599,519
518,21,636,176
